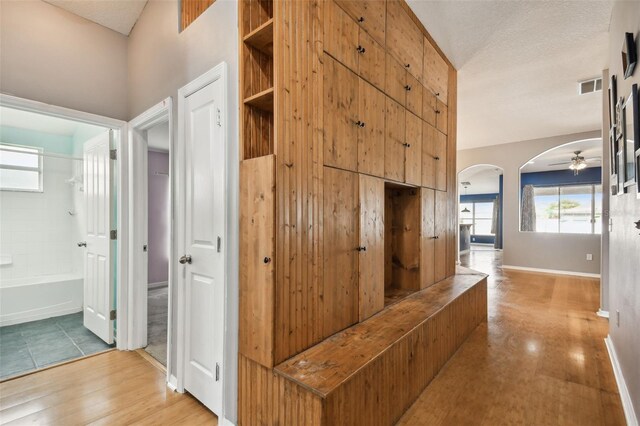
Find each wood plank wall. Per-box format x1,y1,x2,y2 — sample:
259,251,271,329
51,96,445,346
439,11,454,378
180,0,215,31
273,0,326,364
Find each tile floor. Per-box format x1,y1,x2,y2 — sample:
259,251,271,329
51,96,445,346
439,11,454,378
0,312,114,380
145,286,168,366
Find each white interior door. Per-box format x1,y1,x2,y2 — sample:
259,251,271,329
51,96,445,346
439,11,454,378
83,130,114,344
181,78,225,414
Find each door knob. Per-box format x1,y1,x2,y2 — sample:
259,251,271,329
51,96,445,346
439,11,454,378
179,255,192,264
77,242,87,247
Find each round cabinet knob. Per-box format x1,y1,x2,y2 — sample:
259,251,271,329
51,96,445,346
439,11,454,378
435,110,441,114
356,45,366,54
404,85,412,91
356,246,367,252
355,120,366,128
405,63,410,69
403,142,411,148
434,156,440,161
358,16,365,22
263,257,272,264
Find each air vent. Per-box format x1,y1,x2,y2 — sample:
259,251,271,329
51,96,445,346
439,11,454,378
578,78,602,95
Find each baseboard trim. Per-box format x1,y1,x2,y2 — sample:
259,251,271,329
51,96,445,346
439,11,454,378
220,418,236,426
149,281,168,289
597,309,609,318
605,336,639,426
167,374,179,392
501,265,600,278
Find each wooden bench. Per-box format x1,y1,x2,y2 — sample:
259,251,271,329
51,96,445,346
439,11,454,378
238,267,487,425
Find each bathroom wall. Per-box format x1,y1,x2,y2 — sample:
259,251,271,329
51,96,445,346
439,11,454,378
0,127,76,280
147,150,169,286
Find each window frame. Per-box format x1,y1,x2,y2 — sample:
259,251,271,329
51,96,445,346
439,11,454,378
461,200,496,236
0,143,44,193
531,183,601,235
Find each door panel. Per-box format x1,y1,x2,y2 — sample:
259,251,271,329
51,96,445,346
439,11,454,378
385,53,406,106
434,130,447,192
325,0,359,72
335,0,386,47
384,97,405,182
386,0,423,82
404,112,422,186
423,38,449,105
324,55,359,171
405,74,422,118
434,190,447,282
422,90,437,127
83,131,113,344
420,188,435,289
421,122,437,189
323,167,359,337
357,78,385,177
183,78,225,414
358,29,385,91
239,155,275,367
358,174,385,321
436,100,448,135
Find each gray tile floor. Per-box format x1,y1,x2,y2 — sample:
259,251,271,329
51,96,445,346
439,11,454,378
0,312,114,380
145,286,168,366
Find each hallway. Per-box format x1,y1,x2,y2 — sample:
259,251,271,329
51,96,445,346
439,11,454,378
398,250,625,425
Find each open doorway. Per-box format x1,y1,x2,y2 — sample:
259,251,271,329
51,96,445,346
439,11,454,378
457,165,504,269
0,105,118,380
144,122,170,366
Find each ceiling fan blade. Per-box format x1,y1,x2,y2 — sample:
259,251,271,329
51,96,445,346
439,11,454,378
548,161,572,166
585,157,602,161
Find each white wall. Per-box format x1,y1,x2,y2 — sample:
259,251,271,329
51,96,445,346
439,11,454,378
607,1,640,422
128,0,239,422
0,0,128,120
458,130,603,275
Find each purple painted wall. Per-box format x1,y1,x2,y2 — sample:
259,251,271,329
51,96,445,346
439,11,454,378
148,150,169,285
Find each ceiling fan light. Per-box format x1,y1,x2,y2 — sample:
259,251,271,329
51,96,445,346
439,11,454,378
576,162,587,170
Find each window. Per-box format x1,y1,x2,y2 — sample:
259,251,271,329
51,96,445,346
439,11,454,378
532,184,601,234
460,200,495,235
0,144,43,192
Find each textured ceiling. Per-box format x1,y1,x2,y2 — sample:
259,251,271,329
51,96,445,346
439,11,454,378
0,106,103,137
407,0,614,150
520,138,602,173
459,165,503,195
43,0,148,35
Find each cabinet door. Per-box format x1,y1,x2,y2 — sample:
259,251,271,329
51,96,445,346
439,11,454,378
385,53,406,106
358,78,386,177
434,129,447,192
422,122,437,189
325,0,359,71
358,29,385,91
335,0,386,47
423,38,449,105
436,100,448,135
358,174,385,321
434,190,447,282
239,156,275,366
323,167,359,337
422,89,437,127
384,97,405,182
405,73,422,118
404,112,422,186
386,0,423,82
324,55,359,171
420,188,435,289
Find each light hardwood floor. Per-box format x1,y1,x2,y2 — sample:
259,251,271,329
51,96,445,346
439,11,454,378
398,249,626,425
0,350,216,425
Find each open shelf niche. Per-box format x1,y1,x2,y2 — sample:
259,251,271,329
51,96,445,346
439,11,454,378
240,0,274,160
384,182,422,307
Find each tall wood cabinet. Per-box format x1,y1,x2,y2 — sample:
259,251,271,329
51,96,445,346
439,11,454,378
239,0,458,407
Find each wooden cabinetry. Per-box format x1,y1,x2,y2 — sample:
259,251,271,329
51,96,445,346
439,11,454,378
335,0,386,47
358,79,386,177
405,112,422,186
434,190,448,282
385,53,423,117
422,123,447,191
386,0,424,82
424,37,449,105
384,97,406,182
420,188,435,288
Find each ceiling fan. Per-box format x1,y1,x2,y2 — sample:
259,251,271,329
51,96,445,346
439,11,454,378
547,151,601,175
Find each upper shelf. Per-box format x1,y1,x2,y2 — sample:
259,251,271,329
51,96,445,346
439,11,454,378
243,18,274,56
244,87,274,113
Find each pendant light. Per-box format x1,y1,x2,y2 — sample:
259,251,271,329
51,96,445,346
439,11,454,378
461,183,471,213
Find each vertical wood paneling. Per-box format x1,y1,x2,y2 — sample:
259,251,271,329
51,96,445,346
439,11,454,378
181,0,215,31
445,67,457,277
274,0,325,363
434,190,447,282
420,188,435,288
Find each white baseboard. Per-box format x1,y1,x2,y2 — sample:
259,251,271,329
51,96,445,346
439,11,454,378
605,336,639,426
597,309,609,318
220,418,236,426
459,249,470,255
0,306,83,327
501,264,600,279
149,281,168,289
167,374,179,392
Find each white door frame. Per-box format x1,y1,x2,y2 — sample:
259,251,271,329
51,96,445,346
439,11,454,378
127,98,173,380
0,93,129,350
176,63,229,408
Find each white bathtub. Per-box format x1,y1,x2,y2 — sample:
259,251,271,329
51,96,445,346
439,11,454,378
0,273,83,326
